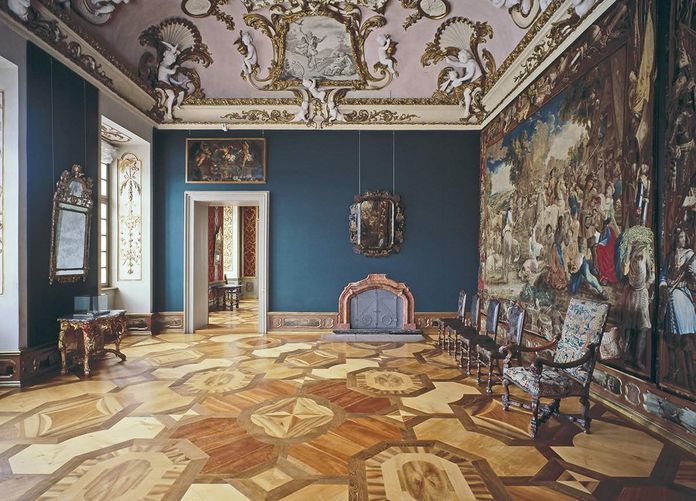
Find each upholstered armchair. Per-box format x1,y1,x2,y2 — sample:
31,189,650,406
502,298,610,438
476,302,526,394
438,291,467,351
455,297,499,375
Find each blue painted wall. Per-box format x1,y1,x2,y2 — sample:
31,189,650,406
154,130,480,313
26,43,100,347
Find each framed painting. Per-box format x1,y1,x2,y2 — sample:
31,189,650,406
186,138,266,184
350,191,405,257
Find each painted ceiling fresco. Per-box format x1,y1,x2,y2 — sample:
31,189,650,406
0,0,607,127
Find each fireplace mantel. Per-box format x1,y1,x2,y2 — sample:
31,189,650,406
336,274,418,331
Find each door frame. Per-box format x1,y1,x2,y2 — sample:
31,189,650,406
184,191,269,334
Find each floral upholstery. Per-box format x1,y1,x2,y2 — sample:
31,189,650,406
553,299,610,384
504,366,585,397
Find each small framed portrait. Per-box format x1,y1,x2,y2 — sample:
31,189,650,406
186,138,266,184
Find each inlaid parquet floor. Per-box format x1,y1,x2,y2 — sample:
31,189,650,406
0,326,695,500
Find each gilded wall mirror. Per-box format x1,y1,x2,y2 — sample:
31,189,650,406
49,165,94,285
350,191,405,257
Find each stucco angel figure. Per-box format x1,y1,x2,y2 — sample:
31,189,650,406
572,0,597,17
90,0,129,15
157,42,187,121
439,49,483,94
328,98,344,123
302,78,326,102
292,93,310,123
8,0,31,21
235,31,257,76
489,0,532,16
376,34,398,77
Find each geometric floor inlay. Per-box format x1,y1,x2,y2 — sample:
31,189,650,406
0,311,694,500
350,440,509,500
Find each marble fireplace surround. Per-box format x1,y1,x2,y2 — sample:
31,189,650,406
336,274,419,333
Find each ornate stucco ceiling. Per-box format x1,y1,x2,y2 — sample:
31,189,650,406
0,0,613,128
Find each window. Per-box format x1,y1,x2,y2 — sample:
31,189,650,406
99,156,110,287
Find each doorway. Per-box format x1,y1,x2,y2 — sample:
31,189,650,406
184,191,269,334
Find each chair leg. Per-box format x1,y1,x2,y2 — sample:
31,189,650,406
486,359,494,395
580,395,592,433
466,346,473,376
502,378,510,410
530,396,540,438
476,354,482,384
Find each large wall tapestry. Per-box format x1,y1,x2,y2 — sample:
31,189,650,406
480,0,656,378
117,152,142,281
660,1,696,397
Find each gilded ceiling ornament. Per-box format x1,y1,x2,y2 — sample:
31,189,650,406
237,3,398,126
343,109,418,123
181,0,235,31
221,109,296,123
401,0,451,31
240,0,390,14
138,18,213,122
100,123,132,143
421,17,496,123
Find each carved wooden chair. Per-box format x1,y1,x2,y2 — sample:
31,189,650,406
438,291,467,351
476,301,526,394
447,293,480,359
455,297,499,375
502,298,610,438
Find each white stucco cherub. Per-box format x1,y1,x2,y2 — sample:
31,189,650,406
236,31,258,76
8,0,31,21
328,97,344,123
292,92,310,123
91,0,129,15
157,42,187,121
376,34,398,77
302,78,326,102
439,48,482,94
572,0,597,17
489,0,532,16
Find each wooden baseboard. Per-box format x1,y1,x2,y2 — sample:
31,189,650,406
126,313,153,335
0,344,61,387
152,312,184,333
592,364,696,454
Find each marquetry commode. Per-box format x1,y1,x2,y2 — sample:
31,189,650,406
57,310,127,376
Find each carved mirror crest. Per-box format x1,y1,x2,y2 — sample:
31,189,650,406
350,191,404,257
49,165,94,285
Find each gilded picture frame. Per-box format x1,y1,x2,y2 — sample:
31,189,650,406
185,138,267,184
350,191,405,257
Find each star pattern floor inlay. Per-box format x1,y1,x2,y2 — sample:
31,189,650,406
0,323,694,500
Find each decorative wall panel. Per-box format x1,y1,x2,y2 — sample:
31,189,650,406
480,0,656,379
659,0,696,398
223,206,235,273
242,206,257,278
117,152,142,280
208,206,224,282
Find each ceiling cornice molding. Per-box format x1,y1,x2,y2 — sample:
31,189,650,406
0,1,158,127
0,0,613,130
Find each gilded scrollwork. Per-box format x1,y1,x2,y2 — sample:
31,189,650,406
221,109,296,123
421,17,496,123
343,109,418,123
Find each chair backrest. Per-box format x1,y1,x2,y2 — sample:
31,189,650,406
505,302,526,346
484,299,500,336
456,291,468,321
553,298,610,386
468,294,480,327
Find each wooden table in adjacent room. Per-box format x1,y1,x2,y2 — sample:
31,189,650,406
57,310,127,376
213,284,242,311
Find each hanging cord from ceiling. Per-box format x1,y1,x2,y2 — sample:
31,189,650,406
83,80,87,169
358,130,362,195
392,131,396,195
